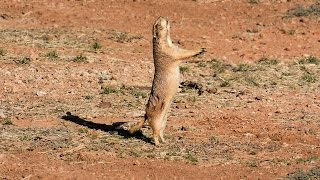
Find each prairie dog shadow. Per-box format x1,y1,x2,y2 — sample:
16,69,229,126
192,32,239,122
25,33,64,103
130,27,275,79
61,112,152,144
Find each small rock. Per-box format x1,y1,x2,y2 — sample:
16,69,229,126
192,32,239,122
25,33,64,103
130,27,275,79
0,109,6,119
98,101,111,109
255,96,262,100
133,160,140,166
206,87,217,94
36,91,47,97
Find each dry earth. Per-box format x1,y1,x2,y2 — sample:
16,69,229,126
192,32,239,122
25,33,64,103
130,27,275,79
0,0,320,179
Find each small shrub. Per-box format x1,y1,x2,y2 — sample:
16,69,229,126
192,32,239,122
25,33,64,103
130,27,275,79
211,59,225,74
299,56,320,65
2,118,13,125
220,80,231,87
46,50,59,60
233,63,254,72
83,95,93,100
286,4,320,17
209,136,218,145
184,152,198,164
246,159,260,167
287,29,296,35
245,76,260,87
248,0,259,4
180,66,190,74
287,167,320,180
197,62,207,68
257,57,279,65
102,87,119,94
301,73,317,83
92,41,102,51
0,48,6,56
72,54,87,63
14,57,31,65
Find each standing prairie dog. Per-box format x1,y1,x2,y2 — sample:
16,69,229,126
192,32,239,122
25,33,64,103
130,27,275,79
129,17,205,146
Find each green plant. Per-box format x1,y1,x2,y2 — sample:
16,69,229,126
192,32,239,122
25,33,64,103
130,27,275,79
220,80,231,87
184,151,198,164
286,4,320,18
83,95,93,100
72,54,87,62
14,57,31,64
301,73,317,83
102,87,119,94
287,29,296,35
46,50,59,60
196,62,207,68
0,48,6,56
180,66,190,74
2,118,13,125
257,57,279,65
287,167,320,180
246,159,260,167
299,56,320,65
245,76,260,87
209,136,218,145
92,41,102,51
211,59,225,74
248,0,259,4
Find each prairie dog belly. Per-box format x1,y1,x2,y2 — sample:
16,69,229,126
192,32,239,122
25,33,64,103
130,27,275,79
153,66,180,96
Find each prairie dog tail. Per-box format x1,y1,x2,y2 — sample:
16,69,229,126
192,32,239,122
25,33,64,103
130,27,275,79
129,118,145,134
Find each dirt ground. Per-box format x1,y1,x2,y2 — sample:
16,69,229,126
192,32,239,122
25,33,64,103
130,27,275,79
0,0,320,179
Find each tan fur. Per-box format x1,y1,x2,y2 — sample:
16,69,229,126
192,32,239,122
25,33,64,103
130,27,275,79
130,17,205,146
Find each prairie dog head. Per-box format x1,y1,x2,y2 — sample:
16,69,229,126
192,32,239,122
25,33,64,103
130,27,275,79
153,17,171,42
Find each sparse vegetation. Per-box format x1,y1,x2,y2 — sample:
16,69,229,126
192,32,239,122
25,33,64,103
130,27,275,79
211,59,225,74
72,54,87,62
286,3,320,17
180,66,190,74
101,87,120,94
14,57,31,64
131,90,147,99
248,0,259,4
46,50,59,60
233,63,255,72
287,167,320,180
256,57,279,65
109,31,143,43
246,159,260,167
301,73,317,83
220,79,231,87
0,48,6,56
2,118,13,125
83,95,93,100
92,41,102,51
299,56,320,65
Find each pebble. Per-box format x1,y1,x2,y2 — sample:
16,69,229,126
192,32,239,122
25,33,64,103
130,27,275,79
36,91,47,97
0,109,6,119
98,101,111,109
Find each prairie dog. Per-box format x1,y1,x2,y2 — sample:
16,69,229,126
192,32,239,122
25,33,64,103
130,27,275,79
130,17,205,146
